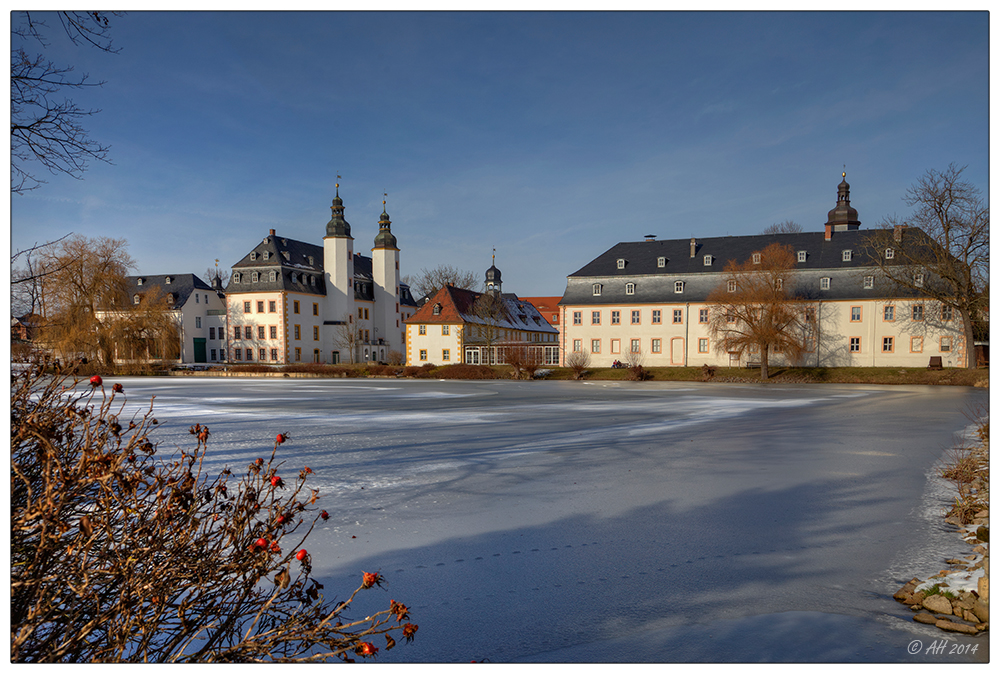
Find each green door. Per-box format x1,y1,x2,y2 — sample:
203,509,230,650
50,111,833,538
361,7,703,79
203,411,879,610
193,338,207,363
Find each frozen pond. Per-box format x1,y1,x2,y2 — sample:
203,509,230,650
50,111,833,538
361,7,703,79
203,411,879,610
107,376,988,662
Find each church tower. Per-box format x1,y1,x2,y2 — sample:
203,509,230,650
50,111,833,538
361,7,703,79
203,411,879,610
824,172,861,240
323,183,355,323
485,250,502,297
371,197,401,359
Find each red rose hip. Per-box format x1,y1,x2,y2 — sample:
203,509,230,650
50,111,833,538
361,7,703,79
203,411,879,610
89,375,102,387
296,549,308,561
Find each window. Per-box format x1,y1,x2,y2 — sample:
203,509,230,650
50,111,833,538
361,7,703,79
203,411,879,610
244,301,251,313
195,293,199,304
269,271,276,282
698,338,709,353
630,339,641,353
258,326,266,339
820,277,831,290
251,271,259,283
775,278,783,291
263,251,270,260
752,253,761,264
313,326,319,340
210,348,217,361
244,326,252,339
165,276,172,284
209,327,216,339
295,347,301,361
941,305,953,321
940,337,952,352
257,300,265,313
133,294,140,304
419,324,426,335
250,252,257,261
358,308,364,320
313,303,318,316
234,348,242,361
270,348,278,361
592,311,601,325
269,300,276,312
864,276,874,289
293,301,300,314
442,349,450,361
219,349,226,361
364,308,369,320
674,281,684,294
842,250,852,262
631,310,640,325
137,278,143,286
652,310,661,324
611,339,621,354
270,325,277,339
573,339,582,352
699,308,709,324
259,348,266,360
703,255,712,266
885,248,895,259
657,257,666,268
912,304,924,321
233,326,241,340
804,307,816,323
617,258,626,269
611,311,620,325
673,309,683,324
883,305,895,321
572,312,582,325
882,336,894,353
196,316,202,328
727,280,737,293
914,273,924,287
593,284,602,296
294,325,300,340
797,251,807,262
726,310,736,324
850,337,860,352
625,282,635,295
233,272,241,283
850,306,861,322
651,338,661,353
911,336,923,353
310,275,316,287
591,339,601,354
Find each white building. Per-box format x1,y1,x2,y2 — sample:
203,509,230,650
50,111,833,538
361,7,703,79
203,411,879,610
559,175,969,368
222,187,418,365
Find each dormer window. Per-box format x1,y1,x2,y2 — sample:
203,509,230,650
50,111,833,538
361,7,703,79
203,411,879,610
703,255,712,266
165,276,172,284
310,275,316,286
617,258,626,269
308,256,314,266
674,281,684,294
133,294,140,304
167,293,175,304
263,251,270,260
914,273,924,287
625,282,635,295
251,271,259,283
797,251,807,262
820,277,831,290
250,252,257,261
727,280,737,293
592,283,602,296
775,278,783,291
137,277,143,286
233,272,241,283
864,276,874,289
752,253,761,264
657,257,666,268
282,251,290,261
842,250,852,262
885,248,895,259
432,303,442,315
269,271,276,282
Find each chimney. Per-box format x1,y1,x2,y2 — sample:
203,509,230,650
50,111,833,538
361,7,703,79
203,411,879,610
825,223,833,241
690,238,697,258
269,228,276,236
893,224,906,242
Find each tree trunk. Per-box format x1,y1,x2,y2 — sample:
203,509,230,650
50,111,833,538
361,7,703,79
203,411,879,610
760,344,769,380
960,307,977,369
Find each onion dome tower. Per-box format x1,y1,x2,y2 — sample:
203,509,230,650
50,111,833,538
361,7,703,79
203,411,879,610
326,183,352,238
485,249,502,297
373,200,398,249
825,172,861,232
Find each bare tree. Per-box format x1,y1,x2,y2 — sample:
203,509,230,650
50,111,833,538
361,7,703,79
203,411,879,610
761,220,803,235
862,164,988,368
11,12,122,193
470,292,508,363
331,314,359,364
205,264,231,288
564,349,591,380
404,265,480,299
38,235,135,365
707,243,807,380
11,234,73,317
105,285,181,369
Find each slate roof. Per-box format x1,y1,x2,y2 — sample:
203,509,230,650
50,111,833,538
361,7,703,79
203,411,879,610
406,285,558,333
562,229,939,305
520,296,563,326
128,274,214,308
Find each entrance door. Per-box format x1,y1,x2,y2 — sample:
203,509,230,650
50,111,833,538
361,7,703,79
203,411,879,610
193,338,207,363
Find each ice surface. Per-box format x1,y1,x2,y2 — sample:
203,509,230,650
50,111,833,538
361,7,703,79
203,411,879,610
98,377,989,663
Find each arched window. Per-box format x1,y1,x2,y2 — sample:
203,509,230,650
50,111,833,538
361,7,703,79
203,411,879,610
625,282,635,295
133,294,140,304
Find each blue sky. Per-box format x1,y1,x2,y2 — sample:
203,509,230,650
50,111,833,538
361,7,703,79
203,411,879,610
9,10,989,297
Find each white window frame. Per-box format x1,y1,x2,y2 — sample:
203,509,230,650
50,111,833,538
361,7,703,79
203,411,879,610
251,271,259,283
752,253,761,264
625,282,635,295
674,281,684,293
617,258,626,269
914,273,924,287
842,250,852,262
820,277,830,290
250,252,257,261
592,283,602,296
797,251,807,262
703,255,712,266
727,280,737,293
885,248,895,259
657,256,666,268
233,272,241,283
864,276,874,289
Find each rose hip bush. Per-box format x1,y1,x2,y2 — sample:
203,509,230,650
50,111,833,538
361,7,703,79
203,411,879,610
10,362,417,662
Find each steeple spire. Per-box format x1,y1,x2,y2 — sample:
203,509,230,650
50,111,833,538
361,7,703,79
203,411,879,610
373,191,397,249
824,170,861,238
325,178,352,238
